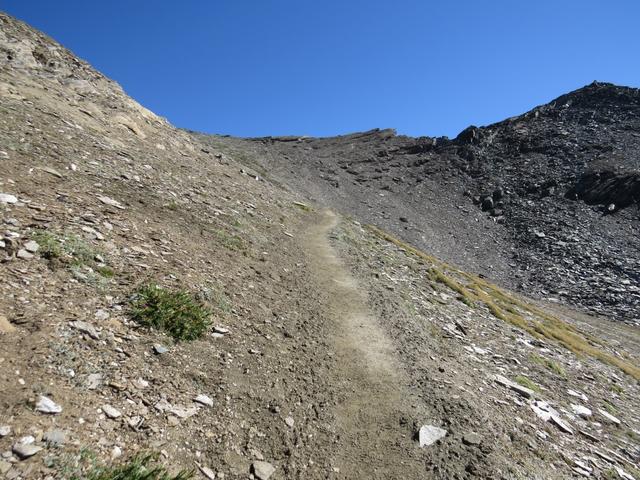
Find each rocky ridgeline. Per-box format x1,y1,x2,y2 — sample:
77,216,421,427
209,82,640,324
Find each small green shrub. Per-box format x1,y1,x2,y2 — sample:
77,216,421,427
515,375,540,392
33,230,64,259
33,230,102,266
79,454,192,480
529,353,566,377
212,229,245,251
130,284,211,341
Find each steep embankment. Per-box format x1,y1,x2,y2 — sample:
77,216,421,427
1,12,639,480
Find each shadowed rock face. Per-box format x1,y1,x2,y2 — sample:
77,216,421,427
567,170,640,210
204,82,640,324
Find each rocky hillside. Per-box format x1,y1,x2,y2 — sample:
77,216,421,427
205,83,640,325
1,12,639,480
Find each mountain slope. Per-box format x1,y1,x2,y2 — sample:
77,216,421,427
1,12,639,480
203,82,640,324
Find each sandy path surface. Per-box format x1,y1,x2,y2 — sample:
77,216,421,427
302,210,426,479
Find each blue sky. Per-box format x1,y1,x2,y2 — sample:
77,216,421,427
3,1,639,138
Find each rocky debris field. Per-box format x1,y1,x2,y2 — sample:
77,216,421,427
1,11,639,480
331,218,640,479
205,82,640,325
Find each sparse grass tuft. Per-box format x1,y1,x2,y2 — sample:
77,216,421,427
515,376,541,392
33,230,64,259
77,454,192,480
211,229,245,251
129,284,211,341
610,383,624,395
164,200,179,211
602,401,617,415
529,353,566,377
33,230,103,266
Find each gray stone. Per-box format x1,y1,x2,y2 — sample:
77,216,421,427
86,373,103,390
462,432,481,445
252,461,276,480
23,241,39,253
97,195,125,209
16,249,34,260
598,409,621,425
43,429,66,446
550,414,574,434
571,404,592,418
0,194,17,204
0,426,10,437
197,464,217,480
284,416,295,428
12,443,42,459
35,396,62,414
194,394,214,407
153,344,168,354
102,404,122,419
70,321,100,340
493,374,536,399
418,425,447,447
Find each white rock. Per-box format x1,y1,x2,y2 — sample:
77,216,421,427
94,309,109,321
0,426,10,437
252,461,276,480
197,464,216,480
0,193,17,204
35,396,62,414
102,404,122,419
71,321,100,339
419,425,448,447
133,377,149,389
567,389,589,402
111,446,122,459
598,409,621,425
571,404,592,418
615,466,636,480
550,414,574,434
194,394,214,407
493,374,535,398
17,435,35,445
16,249,34,260
23,240,39,253
12,443,42,459
284,416,295,428
86,373,103,389
170,405,198,419
97,195,125,209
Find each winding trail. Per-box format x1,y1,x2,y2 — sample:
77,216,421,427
302,210,426,479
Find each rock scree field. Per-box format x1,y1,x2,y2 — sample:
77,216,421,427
0,12,639,480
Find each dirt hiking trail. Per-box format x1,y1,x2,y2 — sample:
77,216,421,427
302,210,427,479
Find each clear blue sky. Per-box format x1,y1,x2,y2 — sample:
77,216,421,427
3,1,639,138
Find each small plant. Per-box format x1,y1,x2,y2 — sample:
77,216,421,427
515,375,540,392
610,383,624,395
33,230,103,266
33,230,64,259
165,200,179,211
602,400,617,415
212,229,245,251
529,353,566,377
129,284,211,341
74,453,192,480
